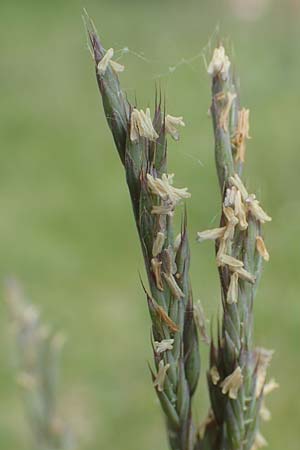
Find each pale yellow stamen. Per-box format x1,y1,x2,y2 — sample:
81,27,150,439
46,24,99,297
263,378,279,396
227,272,239,304
235,267,256,284
194,301,210,345
97,48,125,75
223,207,239,240
220,366,243,399
247,195,272,223
165,114,185,141
153,359,170,392
250,432,268,450
109,59,125,73
161,247,176,277
130,108,159,142
207,46,231,81
216,237,227,261
147,173,191,207
224,186,237,208
174,233,182,253
259,379,279,422
198,410,215,440
260,402,271,421
230,174,271,223
217,253,244,269
152,232,165,257
151,258,164,291
256,236,270,261
255,348,274,398
154,339,174,354
234,189,248,230
156,304,179,332
223,206,236,222
164,247,177,275
229,174,249,201
210,366,221,385
197,227,226,243
97,48,114,74
225,222,238,242
163,272,185,299
234,108,250,163
151,204,174,216
219,92,237,132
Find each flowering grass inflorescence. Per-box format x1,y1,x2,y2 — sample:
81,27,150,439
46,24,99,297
196,45,277,450
5,280,75,450
85,15,201,450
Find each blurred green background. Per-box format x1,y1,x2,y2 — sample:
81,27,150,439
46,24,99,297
0,0,299,449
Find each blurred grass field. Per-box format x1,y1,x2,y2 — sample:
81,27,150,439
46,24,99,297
0,0,299,449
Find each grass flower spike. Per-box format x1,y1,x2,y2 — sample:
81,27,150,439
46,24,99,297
5,280,75,450
86,16,200,450
196,44,275,450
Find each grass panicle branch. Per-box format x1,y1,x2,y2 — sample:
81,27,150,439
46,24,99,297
85,16,201,450
5,280,75,450
197,45,277,450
